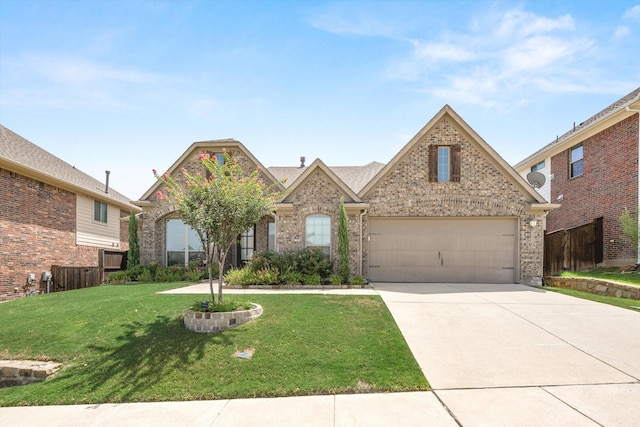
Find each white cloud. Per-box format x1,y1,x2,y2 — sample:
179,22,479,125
623,5,640,21
495,10,574,38
613,25,631,39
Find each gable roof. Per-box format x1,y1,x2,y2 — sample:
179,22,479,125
359,105,548,205
269,161,385,194
277,158,363,203
514,87,640,169
0,125,139,212
138,139,286,202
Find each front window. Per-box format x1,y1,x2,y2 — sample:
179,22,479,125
305,214,331,259
267,222,276,251
570,145,583,178
437,147,450,182
166,219,204,267
94,201,107,223
240,226,255,263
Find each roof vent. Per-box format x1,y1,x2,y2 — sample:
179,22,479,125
300,156,305,168
105,170,111,193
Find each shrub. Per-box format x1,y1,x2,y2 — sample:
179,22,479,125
106,271,131,284
191,299,252,312
224,268,254,286
281,270,303,285
248,250,287,273
303,273,321,286
290,248,333,278
330,274,344,285
138,268,153,283
350,275,366,286
185,268,205,282
254,268,279,285
155,267,183,282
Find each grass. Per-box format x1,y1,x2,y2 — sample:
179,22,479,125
560,267,640,286
0,283,428,406
544,286,640,311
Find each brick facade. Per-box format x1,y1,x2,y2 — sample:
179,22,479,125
0,169,130,301
361,117,543,284
547,114,639,265
138,112,548,285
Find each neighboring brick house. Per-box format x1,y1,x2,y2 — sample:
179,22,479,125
0,125,141,301
515,87,640,267
137,105,555,285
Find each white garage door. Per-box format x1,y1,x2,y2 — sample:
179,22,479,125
369,218,517,283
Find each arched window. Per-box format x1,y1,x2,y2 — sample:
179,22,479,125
305,214,331,259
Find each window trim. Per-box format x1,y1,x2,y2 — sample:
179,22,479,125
569,144,584,178
531,160,545,172
166,219,205,267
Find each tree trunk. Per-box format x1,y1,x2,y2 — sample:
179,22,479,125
217,249,228,304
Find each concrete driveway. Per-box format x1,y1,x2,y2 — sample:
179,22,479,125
375,282,640,426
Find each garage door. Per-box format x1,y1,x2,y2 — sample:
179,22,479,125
369,218,517,283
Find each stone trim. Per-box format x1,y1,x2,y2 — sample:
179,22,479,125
545,276,640,300
183,304,263,333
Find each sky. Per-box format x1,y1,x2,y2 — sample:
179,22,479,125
1,0,639,201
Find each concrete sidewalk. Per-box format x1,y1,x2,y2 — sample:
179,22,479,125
2,282,640,426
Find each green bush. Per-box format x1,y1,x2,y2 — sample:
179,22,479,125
138,268,153,282
281,270,303,285
190,299,252,312
303,273,321,286
330,274,344,285
254,268,279,285
185,268,205,282
290,248,333,278
248,250,287,273
106,271,131,284
224,268,254,286
155,267,183,282
350,275,366,286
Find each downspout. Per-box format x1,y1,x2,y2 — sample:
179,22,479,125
359,209,367,276
628,107,640,264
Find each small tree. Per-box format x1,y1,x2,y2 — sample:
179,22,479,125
127,211,140,268
154,151,282,303
620,207,638,254
337,198,350,283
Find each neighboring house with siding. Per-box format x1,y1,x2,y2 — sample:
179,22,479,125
136,105,557,285
515,87,640,266
0,125,140,301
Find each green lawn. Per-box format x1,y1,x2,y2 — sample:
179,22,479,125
543,286,640,311
560,267,640,286
0,284,428,406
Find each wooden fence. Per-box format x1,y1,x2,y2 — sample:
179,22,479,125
48,250,127,293
50,265,101,292
544,217,603,276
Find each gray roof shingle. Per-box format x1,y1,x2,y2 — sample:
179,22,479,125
268,161,385,194
0,125,138,210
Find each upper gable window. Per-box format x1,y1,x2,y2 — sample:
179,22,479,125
429,144,461,182
570,145,583,178
305,214,331,259
531,161,545,172
205,152,226,179
94,200,108,223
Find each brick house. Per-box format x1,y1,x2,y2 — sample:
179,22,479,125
515,87,640,267
136,105,556,285
0,125,141,301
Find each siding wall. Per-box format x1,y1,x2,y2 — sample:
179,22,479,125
76,194,122,249
518,158,551,202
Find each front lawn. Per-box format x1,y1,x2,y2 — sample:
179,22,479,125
560,267,640,286
0,284,428,406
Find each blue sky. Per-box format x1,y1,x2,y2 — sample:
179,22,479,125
1,0,639,200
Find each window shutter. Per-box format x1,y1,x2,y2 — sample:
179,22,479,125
428,145,438,182
451,144,461,182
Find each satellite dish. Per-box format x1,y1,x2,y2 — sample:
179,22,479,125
526,171,546,189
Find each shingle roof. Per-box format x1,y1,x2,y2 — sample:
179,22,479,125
268,161,385,194
0,125,138,211
515,87,640,167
